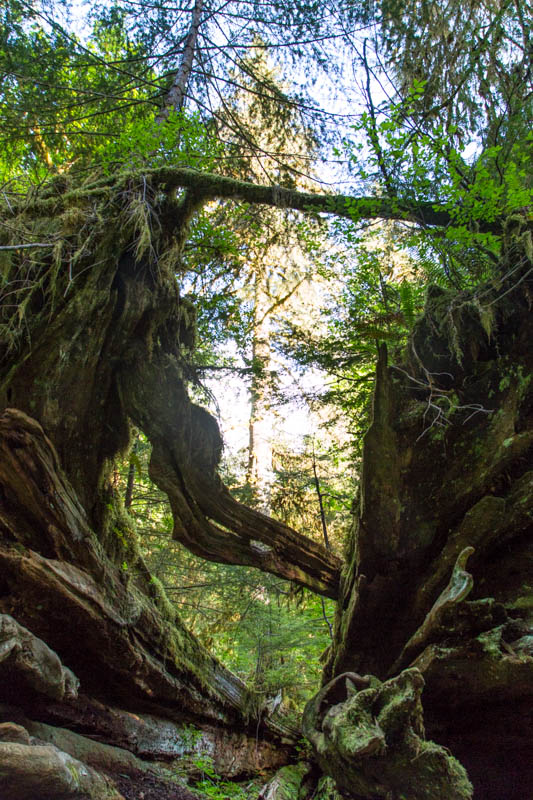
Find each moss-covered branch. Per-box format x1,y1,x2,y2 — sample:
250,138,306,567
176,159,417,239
150,166,458,228
9,166,503,232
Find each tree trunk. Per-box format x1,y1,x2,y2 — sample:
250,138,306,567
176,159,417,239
306,236,533,799
155,0,204,123
0,178,338,797
0,180,339,598
247,265,274,512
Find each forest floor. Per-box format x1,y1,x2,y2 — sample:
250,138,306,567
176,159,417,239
110,769,203,800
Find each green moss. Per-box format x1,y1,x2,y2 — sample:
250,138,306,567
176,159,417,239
100,496,141,568
315,776,344,800
508,596,533,611
148,575,177,622
67,762,80,783
262,764,307,800
0,176,180,359
304,669,473,799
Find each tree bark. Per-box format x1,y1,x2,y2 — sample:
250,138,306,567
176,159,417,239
247,265,274,512
0,198,340,597
155,0,204,123
0,408,295,795
0,177,337,793
315,237,533,799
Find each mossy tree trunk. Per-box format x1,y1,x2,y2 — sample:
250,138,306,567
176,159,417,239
0,178,339,598
308,234,533,800
0,175,339,796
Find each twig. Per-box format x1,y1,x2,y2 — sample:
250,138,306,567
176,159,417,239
0,242,53,250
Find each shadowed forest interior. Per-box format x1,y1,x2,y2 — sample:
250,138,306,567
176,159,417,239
0,1,532,798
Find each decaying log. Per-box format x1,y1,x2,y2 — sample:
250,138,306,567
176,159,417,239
302,669,473,799
115,281,340,598
0,410,295,759
0,235,339,597
257,763,308,799
0,614,79,702
0,410,241,722
0,184,334,796
322,244,533,798
2,178,533,799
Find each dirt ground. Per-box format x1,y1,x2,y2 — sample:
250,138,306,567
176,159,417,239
110,770,203,800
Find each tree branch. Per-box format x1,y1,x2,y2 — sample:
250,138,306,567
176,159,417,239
0,243,54,250
115,268,341,599
151,166,457,228
23,167,503,234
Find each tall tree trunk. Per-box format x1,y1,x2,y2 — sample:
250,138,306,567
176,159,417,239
247,266,274,513
155,0,204,123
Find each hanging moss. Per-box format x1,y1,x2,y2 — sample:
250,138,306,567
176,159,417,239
0,174,186,361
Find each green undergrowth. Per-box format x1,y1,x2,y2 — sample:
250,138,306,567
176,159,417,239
158,746,264,800
191,754,250,800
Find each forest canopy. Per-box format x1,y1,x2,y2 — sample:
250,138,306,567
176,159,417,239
2,0,531,447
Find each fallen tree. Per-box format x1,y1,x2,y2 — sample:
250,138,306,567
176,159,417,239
0,176,323,798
